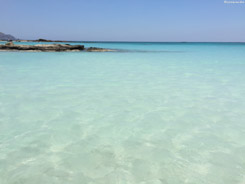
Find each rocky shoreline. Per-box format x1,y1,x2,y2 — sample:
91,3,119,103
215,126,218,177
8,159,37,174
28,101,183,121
0,42,115,52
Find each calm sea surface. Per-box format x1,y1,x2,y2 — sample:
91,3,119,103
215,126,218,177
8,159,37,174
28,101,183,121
0,42,245,184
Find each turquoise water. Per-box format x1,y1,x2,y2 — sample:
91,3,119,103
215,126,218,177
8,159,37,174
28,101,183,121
0,42,245,184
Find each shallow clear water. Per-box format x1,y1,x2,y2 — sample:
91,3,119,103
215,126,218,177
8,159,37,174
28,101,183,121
0,42,245,184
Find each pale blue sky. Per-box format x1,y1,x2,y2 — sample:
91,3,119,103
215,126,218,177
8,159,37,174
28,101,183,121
1,0,245,41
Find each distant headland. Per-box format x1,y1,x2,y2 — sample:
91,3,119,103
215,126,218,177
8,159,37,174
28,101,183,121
0,31,68,42
0,32,17,41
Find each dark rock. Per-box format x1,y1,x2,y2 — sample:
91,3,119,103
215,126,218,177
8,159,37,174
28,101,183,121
35,39,69,43
36,39,53,42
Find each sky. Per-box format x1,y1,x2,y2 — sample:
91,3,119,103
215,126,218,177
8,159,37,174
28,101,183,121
0,0,245,42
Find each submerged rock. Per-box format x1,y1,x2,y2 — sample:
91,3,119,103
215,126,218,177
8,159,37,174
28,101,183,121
86,47,115,52
5,41,14,46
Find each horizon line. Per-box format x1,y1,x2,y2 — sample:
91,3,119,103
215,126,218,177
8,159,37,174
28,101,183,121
3,39,245,43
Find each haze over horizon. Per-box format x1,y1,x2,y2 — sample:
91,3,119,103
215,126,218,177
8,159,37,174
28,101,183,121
1,0,245,42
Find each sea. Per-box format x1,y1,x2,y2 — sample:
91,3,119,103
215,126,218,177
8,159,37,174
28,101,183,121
0,41,245,184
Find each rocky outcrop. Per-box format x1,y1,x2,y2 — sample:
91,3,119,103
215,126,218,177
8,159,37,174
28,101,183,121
0,32,17,41
0,42,114,52
0,42,84,52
